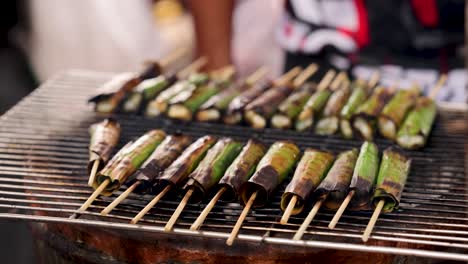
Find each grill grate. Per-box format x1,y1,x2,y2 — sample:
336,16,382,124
0,70,467,261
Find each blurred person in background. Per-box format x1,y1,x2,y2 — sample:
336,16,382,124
189,0,467,103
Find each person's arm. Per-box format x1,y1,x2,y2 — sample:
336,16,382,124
187,0,234,70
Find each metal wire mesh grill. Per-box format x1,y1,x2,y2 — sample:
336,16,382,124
0,70,467,261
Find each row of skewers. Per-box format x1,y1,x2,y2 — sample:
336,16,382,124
76,119,411,245
89,54,447,150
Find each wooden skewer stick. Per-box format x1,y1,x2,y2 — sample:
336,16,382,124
101,181,141,216
164,187,195,232
159,47,189,69
362,199,385,242
316,70,337,91
245,67,269,86
87,160,100,187
328,190,355,229
226,191,258,246
293,64,318,88
292,199,324,241
273,67,302,87
190,186,227,231
130,184,172,224
330,71,347,91
367,71,381,89
280,195,298,224
429,74,448,99
176,57,208,79
74,179,110,216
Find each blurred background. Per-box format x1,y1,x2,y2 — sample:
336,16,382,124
0,0,466,263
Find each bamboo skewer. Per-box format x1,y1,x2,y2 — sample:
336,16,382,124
226,191,258,246
280,195,298,224
429,74,448,99
130,185,172,224
70,179,110,218
164,187,195,232
292,64,318,88
176,57,208,79
87,160,100,187
362,199,385,242
190,186,227,231
328,190,354,229
273,67,303,86
101,181,141,216
367,71,380,89
245,67,269,86
292,199,324,241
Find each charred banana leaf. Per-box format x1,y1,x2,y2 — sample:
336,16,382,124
88,118,121,174
349,141,379,210
352,87,394,141
315,149,358,210
95,130,166,196
218,139,267,202
339,80,370,139
224,80,272,125
154,135,216,192
185,138,243,203
372,147,411,213
125,134,192,194
239,141,300,208
281,149,334,215
315,81,352,135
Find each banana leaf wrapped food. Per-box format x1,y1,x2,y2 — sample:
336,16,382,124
218,139,267,202
167,77,231,121
339,79,372,139
239,141,300,207
94,130,166,196
153,135,217,193
184,138,243,203
352,86,394,141
372,147,411,213
396,97,437,149
88,118,121,174
349,141,380,210
315,149,358,210
271,82,317,129
378,85,420,140
315,80,352,135
124,134,192,194
280,149,334,215
89,62,163,113
145,73,209,117
224,79,272,125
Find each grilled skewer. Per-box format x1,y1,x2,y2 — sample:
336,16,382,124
377,84,420,140
89,49,186,113
340,72,380,139
362,147,411,242
352,85,396,141
167,66,236,121
87,119,121,187
328,141,379,228
227,141,300,246
145,70,210,117
100,134,192,215
223,68,300,125
315,79,352,135
164,138,242,231
295,70,342,131
130,135,216,224
196,67,269,122
74,130,165,216
244,66,310,129
190,139,266,231
396,75,447,149
280,149,334,224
